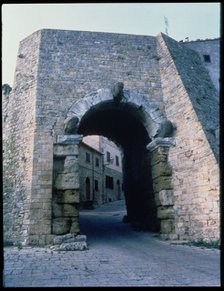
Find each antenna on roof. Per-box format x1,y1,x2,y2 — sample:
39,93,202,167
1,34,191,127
164,16,169,36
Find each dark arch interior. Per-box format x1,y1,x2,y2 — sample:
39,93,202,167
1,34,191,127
78,101,150,146
78,101,159,231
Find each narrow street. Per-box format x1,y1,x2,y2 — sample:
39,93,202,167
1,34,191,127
79,199,220,286
3,199,221,287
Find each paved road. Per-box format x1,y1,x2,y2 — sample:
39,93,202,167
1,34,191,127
3,200,221,287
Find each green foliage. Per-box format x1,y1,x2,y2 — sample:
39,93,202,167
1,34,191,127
188,240,220,249
3,240,14,247
3,114,8,123
4,240,22,249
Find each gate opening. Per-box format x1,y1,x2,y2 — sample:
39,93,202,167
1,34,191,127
77,100,159,232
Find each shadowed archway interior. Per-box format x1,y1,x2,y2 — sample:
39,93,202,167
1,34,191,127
77,100,159,231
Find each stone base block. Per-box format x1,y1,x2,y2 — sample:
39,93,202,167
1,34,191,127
153,176,173,193
26,234,56,246
59,241,87,251
55,173,79,190
157,206,174,219
160,219,174,234
52,218,71,235
52,203,79,217
53,233,86,245
70,218,80,233
158,190,174,206
53,233,87,251
54,190,80,204
160,233,178,241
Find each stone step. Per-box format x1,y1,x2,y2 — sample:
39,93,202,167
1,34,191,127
52,233,88,251
53,233,87,245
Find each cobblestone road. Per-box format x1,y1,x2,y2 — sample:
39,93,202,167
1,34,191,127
3,200,221,287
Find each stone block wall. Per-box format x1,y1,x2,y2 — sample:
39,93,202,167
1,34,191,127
157,33,220,243
159,33,219,162
147,138,176,238
3,30,41,245
4,29,165,245
52,135,82,237
24,29,164,245
36,29,163,139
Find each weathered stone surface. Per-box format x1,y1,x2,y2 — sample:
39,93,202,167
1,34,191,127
64,116,79,134
155,120,175,138
54,190,80,204
157,206,174,219
52,218,71,235
158,32,220,243
59,241,87,251
63,156,79,172
158,190,174,206
152,176,173,193
149,146,169,166
63,204,79,217
52,203,62,218
154,193,161,206
52,203,79,217
56,135,83,145
160,219,174,234
55,173,79,190
151,162,172,179
54,233,87,245
147,137,175,152
70,218,80,234
54,144,79,156
64,189,80,203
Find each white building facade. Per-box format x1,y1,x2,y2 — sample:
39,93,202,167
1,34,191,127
79,135,124,207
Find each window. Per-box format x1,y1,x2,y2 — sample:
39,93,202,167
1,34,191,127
95,157,99,167
85,177,91,200
203,54,211,63
115,155,119,166
95,180,99,191
86,152,90,163
106,175,114,189
106,151,111,163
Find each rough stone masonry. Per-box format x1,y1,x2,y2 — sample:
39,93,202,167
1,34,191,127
3,29,219,246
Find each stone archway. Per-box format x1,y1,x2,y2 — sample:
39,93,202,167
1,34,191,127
53,84,176,239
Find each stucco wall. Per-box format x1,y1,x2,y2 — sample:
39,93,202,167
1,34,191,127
79,142,104,207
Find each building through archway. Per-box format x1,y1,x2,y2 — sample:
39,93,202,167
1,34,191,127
78,99,157,231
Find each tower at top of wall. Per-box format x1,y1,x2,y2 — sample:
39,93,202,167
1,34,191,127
181,38,220,93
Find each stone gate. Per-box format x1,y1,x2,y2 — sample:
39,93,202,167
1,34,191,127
3,29,220,246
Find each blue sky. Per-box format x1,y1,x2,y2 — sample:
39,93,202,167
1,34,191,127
2,3,220,85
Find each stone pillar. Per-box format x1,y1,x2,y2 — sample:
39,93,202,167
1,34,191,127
147,137,177,240
52,135,83,235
